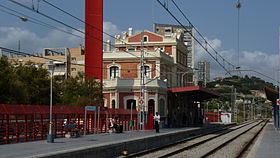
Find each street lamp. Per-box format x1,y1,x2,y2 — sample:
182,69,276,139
47,61,55,143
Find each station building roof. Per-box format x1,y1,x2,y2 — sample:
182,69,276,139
168,86,220,101
264,86,278,105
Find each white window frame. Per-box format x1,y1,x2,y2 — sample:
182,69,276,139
143,35,149,42
138,64,152,79
110,66,119,79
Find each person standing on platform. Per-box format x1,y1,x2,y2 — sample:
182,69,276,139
153,112,160,133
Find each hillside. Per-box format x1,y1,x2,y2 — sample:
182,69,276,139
207,75,275,95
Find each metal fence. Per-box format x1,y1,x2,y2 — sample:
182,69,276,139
0,104,138,144
205,112,220,122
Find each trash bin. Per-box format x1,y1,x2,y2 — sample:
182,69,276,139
116,125,123,133
119,125,123,133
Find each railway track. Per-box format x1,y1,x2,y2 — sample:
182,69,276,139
125,120,267,158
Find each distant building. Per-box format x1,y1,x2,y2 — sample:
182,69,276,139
197,60,210,87
153,23,195,69
213,77,224,82
7,47,84,79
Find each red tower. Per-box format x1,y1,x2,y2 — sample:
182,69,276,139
85,0,103,80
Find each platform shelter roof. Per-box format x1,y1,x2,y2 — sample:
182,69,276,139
264,86,278,105
168,86,220,101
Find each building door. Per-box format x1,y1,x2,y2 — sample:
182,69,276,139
146,99,155,130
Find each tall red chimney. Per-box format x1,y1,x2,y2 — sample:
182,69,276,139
85,0,103,81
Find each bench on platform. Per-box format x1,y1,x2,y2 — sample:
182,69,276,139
64,124,80,138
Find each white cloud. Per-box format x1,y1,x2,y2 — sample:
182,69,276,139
196,38,278,83
0,21,121,54
103,21,121,42
0,26,83,53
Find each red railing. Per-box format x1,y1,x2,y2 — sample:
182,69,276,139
0,104,138,144
205,112,220,122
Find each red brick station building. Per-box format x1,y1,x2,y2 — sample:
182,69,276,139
102,25,219,128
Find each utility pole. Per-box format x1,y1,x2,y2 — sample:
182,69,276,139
278,27,280,129
234,88,237,122
243,96,246,122
139,31,145,130
204,63,207,87
217,102,220,122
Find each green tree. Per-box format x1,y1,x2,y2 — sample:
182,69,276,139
58,73,103,107
0,57,103,106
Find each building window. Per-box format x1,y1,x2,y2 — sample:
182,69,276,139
110,66,119,78
71,57,76,61
140,66,150,78
71,68,76,71
165,29,171,32
128,47,135,51
112,100,116,109
143,36,148,42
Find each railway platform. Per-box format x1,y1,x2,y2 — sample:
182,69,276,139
249,120,280,158
0,123,231,158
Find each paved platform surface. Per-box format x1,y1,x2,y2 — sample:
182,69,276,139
249,121,280,158
0,127,201,158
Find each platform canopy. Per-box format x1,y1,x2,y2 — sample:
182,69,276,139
168,86,220,101
264,86,278,105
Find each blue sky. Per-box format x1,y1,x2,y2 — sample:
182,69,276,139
0,0,280,82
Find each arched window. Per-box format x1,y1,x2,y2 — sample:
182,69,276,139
111,100,116,109
110,66,119,78
140,66,150,78
143,36,148,42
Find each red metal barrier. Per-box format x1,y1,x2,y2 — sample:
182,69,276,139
0,104,138,144
205,112,221,122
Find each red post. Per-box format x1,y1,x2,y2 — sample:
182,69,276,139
15,115,19,143
60,120,63,137
24,115,27,142
78,114,81,129
40,114,44,140
5,114,9,144
32,120,35,141
85,0,103,80
54,114,57,138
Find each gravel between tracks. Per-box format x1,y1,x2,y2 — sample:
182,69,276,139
170,121,261,158
135,121,257,158
207,122,265,158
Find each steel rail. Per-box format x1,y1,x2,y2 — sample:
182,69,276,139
200,120,267,158
125,121,255,157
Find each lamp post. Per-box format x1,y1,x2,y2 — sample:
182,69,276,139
47,61,55,143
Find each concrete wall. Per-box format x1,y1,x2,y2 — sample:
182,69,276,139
39,124,234,158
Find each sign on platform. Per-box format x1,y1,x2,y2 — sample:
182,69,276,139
277,99,280,106
139,99,144,105
85,106,96,111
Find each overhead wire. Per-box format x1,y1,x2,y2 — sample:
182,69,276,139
8,0,147,60
236,0,241,67
0,46,153,72
168,0,236,73
0,4,84,39
39,0,168,60
6,0,189,79
9,0,164,61
156,0,233,75
8,0,179,72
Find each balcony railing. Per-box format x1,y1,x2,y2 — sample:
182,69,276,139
103,78,167,89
